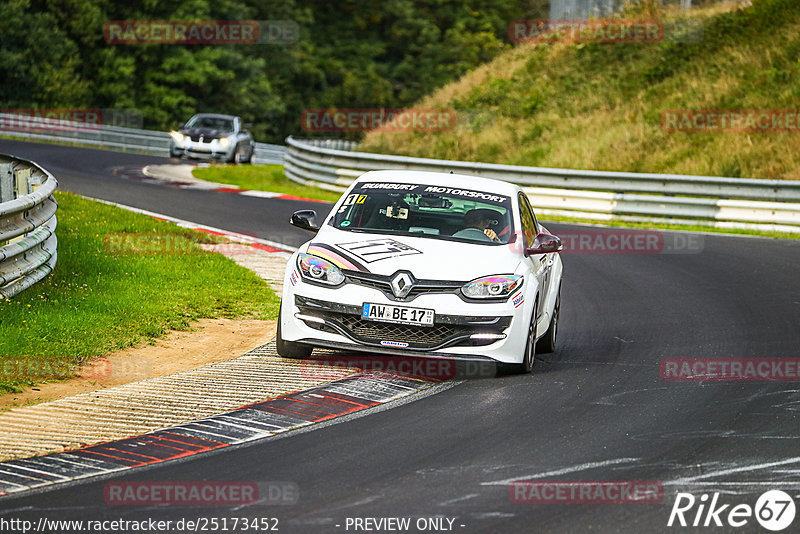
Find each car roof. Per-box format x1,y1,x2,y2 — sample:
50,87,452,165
189,113,237,120
354,170,521,197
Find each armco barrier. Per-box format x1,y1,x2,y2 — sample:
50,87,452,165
284,137,800,233
0,155,58,298
0,113,285,165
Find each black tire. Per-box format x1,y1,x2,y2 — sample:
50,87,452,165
276,305,313,359
243,145,254,164
536,286,560,354
226,144,238,164
505,298,537,374
229,143,248,164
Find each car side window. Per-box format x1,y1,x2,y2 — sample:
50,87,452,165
518,193,538,247
526,195,540,235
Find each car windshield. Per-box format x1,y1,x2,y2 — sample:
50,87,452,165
331,181,514,245
185,115,233,131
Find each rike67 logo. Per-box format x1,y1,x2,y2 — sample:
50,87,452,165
669,490,796,531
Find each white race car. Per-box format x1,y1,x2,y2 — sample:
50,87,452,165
277,170,563,373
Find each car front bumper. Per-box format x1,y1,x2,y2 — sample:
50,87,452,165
280,275,533,365
170,139,234,160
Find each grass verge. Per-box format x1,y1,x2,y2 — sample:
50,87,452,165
0,191,280,393
193,164,341,202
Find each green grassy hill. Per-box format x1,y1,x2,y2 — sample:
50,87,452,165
359,0,800,180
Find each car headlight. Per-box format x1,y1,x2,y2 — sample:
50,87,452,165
461,275,522,299
219,137,231,147
297,253,345,286
169,131,184,143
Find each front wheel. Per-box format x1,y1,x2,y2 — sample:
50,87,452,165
504,299,537,374
229,143,248,164
536,287,560,354
276,306,313,359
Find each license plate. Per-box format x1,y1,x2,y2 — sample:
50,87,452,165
362,302,434,327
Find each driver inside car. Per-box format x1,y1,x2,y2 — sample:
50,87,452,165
452,209,502,242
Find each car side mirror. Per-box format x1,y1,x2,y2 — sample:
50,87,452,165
525,232,563,256
244,122,253,130
290,210,319,232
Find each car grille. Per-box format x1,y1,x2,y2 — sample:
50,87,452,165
339,314,468,348
189,135,221,143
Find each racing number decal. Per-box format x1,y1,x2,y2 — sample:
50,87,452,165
338,194,369,213
337,239,422,263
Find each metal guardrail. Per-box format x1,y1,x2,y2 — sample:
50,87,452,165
284,136,800,233
0,155,58,298
252,142,288,165
0,113,286,165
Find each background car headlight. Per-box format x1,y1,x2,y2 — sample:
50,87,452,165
461,275,522,299
169,131,184,143
219,137,231,147
297,253,345,286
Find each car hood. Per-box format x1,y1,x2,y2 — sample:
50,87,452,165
179,127,231,139
303,228,522,281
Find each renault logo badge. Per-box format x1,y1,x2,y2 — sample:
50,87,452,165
390,272,414,298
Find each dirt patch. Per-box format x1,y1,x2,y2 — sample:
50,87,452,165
0,318,276,411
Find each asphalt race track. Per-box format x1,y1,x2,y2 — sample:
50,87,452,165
2,139,800,533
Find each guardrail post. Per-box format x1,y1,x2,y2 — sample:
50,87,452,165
15,166,32,197
0,163,12,203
